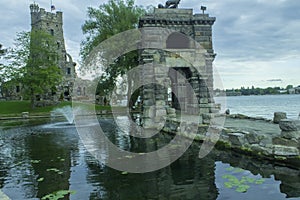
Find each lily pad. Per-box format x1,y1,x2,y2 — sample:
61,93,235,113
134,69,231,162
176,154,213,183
236,185,250,193
31,160,41,164
42,190,76,200
255,179,265,184
222,167,266,194
37,177,44,182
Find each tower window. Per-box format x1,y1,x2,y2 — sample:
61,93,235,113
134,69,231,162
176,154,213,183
16,86,20,93
57,42,60,49
77,87,82,95
67,68,71,75
50,29,54,36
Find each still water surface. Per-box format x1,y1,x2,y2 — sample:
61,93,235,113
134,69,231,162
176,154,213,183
215,94,300,120
0,117,299,200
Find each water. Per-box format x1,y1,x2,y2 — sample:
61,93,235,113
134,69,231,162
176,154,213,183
0,117,300,200
215,94,300,120
51,106,82,124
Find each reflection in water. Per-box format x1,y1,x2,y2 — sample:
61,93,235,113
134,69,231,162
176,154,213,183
0,117,299,199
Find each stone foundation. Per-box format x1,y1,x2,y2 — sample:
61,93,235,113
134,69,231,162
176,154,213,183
162,116,300,167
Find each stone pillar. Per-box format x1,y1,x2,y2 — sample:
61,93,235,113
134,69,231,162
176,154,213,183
140,50,169,128
279,119,300,139
273,112,287,124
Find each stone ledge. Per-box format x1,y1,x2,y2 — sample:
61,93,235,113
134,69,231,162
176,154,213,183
273,145,300,156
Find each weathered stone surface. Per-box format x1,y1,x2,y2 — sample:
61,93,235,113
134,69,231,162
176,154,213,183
272,137,300,148
143,99,155,106
259,136,272,147
21,112,29,119
273,145,299,156
228,132,246,146
229,114,249,119
202,113,214,124
273,112,287,124
279,119,300,131
245,132,261,144
281,131,300,139
156,109,167,117
199,98,209,104
166,107,176,118
250,144,273,156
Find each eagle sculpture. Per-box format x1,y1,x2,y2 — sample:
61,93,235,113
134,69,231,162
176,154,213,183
158,0,181,9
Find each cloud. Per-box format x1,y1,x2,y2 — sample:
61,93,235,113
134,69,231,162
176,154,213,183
1,0,299,89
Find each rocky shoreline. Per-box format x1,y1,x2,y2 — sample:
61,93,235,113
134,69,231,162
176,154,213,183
163,113,300,169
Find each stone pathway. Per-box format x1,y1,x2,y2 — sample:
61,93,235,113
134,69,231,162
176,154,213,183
224,118,281,137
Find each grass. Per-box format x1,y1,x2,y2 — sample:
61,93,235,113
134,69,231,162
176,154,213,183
0,100,122,117
0,101,71,116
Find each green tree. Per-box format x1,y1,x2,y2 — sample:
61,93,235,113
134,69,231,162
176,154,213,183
5,31,62,108
0,43,7,97
3,32,30,83
0,44,5,55
80,0,146,105
0,43,6,77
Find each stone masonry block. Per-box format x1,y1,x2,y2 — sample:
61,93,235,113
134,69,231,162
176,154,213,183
279,119,300,131
273,145,299,156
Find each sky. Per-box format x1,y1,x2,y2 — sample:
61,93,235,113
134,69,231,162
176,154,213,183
0,0,300,89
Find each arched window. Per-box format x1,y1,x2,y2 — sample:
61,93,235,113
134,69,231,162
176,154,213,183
77,87,82,96
166,32,190,49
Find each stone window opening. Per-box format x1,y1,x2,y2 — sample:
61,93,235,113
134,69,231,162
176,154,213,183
16,86,20,93
57,42,60,49
50,29,54,36
67,68,71,75
77,87,82,96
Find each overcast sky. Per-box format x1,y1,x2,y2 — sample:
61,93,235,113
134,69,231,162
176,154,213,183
1,0,299,89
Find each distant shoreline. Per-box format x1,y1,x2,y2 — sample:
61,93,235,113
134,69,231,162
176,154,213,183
215,93,300,97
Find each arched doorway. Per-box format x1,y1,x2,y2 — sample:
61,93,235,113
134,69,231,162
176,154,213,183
168,67,194,113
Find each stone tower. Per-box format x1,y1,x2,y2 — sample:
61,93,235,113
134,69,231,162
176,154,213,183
138,7,218,127
29,3,76,100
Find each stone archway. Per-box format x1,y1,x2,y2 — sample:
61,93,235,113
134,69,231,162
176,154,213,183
168,67,192,113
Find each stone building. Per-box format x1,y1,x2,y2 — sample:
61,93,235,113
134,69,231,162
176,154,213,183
29,3,76,101
138,7,219,127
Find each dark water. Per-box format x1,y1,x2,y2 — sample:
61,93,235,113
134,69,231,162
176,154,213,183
215,94,300,120
0,117,300,200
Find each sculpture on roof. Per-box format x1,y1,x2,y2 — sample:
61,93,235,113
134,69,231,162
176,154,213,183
158,0,181,9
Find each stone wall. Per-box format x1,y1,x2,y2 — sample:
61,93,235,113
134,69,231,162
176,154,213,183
162,116,300,167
